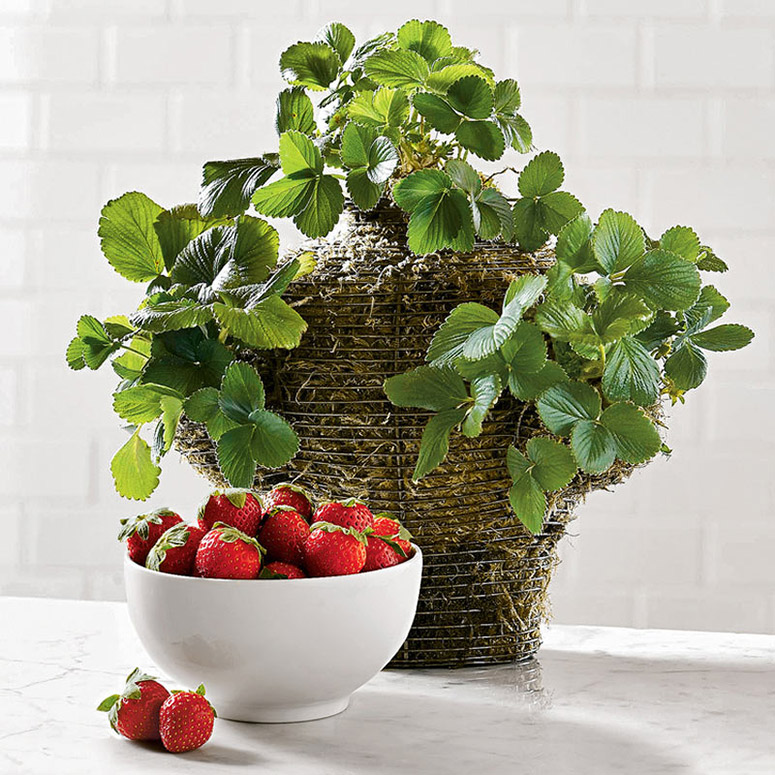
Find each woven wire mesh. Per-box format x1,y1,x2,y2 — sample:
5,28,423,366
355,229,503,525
175,202,633,667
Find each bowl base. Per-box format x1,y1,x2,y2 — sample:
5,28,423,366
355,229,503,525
217,696,351,723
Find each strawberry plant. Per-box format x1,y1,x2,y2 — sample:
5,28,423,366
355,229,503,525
68,19,754,538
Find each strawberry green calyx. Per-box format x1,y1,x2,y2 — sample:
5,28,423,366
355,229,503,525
265,504,299,515
117,508,176,542
309,520,370,547
97,667,158,732
211,522,266,556
338,497,365,508
145,523,192,572
373,534,409,558
272,482,312,498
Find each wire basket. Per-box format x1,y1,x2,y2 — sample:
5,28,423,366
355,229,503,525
175,201,635,666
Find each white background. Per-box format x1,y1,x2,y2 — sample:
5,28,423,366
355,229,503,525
0,0,772,633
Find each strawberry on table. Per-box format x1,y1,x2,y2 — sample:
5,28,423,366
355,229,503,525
262,561,307,579
312,498,374,533
263,483,314,520
257,506,310,566
303,523,367,577
195,523,264,580
159,684,216,753
197,489,263,535
146,523,207,576
118,509,183,566
97,667,169,741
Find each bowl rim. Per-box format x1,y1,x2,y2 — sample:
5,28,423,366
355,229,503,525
124,543,422,585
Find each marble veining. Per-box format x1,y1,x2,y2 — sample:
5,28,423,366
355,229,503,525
1,597,773,774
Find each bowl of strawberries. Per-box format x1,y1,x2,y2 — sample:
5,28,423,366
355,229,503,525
122,484,422,723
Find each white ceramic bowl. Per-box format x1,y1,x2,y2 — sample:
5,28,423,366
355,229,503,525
124,547,422,723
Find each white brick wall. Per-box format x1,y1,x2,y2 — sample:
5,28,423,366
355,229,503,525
0,0,772,635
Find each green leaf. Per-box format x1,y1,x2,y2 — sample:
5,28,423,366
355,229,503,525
600,402,661,464
275,88,316,135
384,365,468,411
249,410,300,468
475,188,513,241
518,151,564,197
537,381,601,436
511,197,548,251
602,336,660,406
455,120,504,161
341,124,398,209
684,285,729,330
405,187,469,254
461,374,501,437
526,437,577,491
393,169,450,213
636,311,680,351
348,87,409,129
397,19,452,63
501,322,547,374
142,329,233,395
278,130,322,175
495,112,532,153
365,49,430,88
75,315,120,369
622,249,701,311
696,246,728,273
412,407,466,480
293,175,344,238
446,76,493,119
218,362,265,424
660,225,700,263
508,471,546,534
426,62,492,91
501,272,547,320
111,430,161,500
556,212,596,272
98,192,165,282
539,191,584,235
318,22,355,64
446,159,481,196
534,300,587,342
131,300,214,333
413,92,461,133
494,79,521,114
214,296,307,349
365,135,399,183
252,174,315,218
691,323,754,352
508,360,568,401
571,420,617,474
154,205,226,272
427,303,499,365
665,340,707,390
158,395,183,455
592,209,645,274
184,387,240,440
591,292,653,343
66,337,86,370
280,41,341,90
217,425,257,488
113,383,181,425
199,157,279,219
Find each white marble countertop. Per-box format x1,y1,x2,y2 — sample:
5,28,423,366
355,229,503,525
1,597,773,774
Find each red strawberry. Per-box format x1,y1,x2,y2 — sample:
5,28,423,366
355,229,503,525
263,483,313,519
146,523,207,576
372,515,402,537
364,513,413,572
118,509,183,565
257,506,310,566
303,523,367,577
195,523,264,579
97,668,169,741
159,684,216,753
312,498,374,533
262,561,307,579
197,489,263,535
